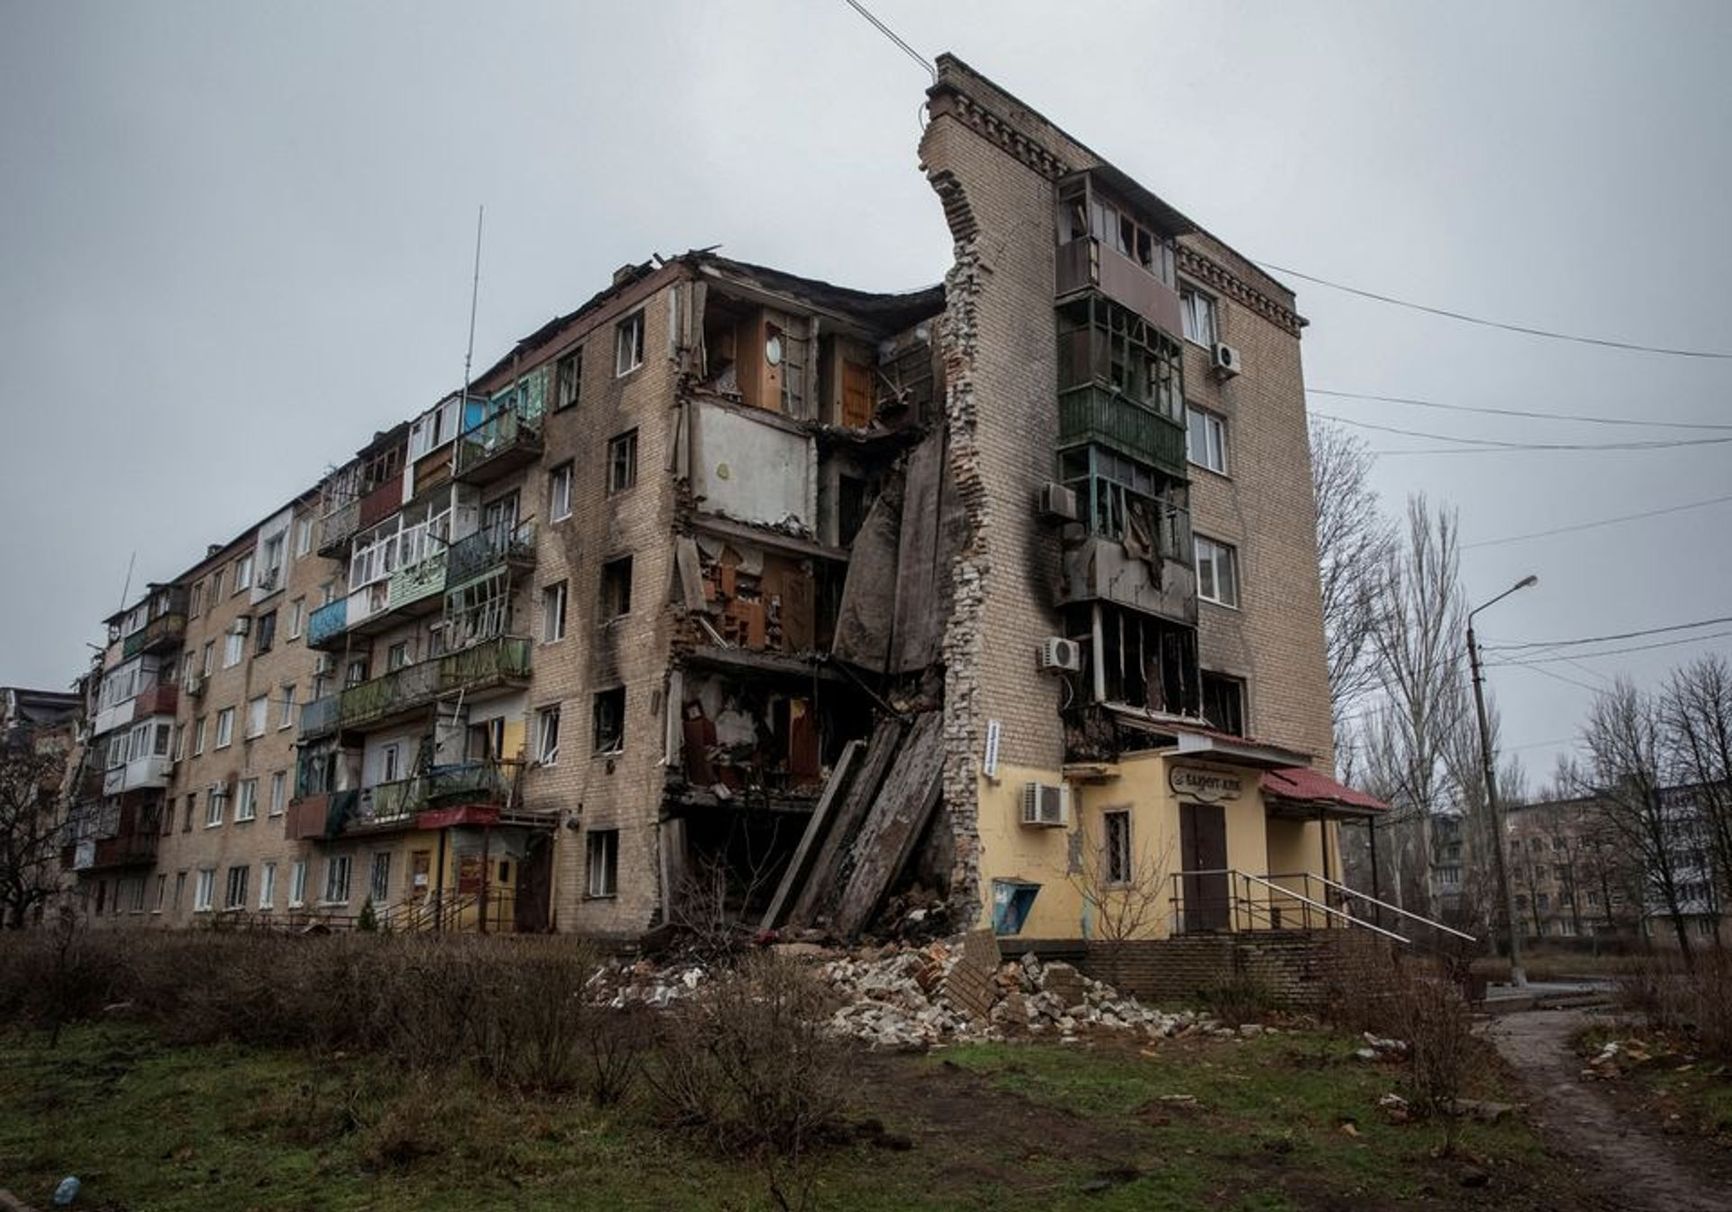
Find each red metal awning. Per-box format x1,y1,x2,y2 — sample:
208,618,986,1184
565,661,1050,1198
1260,766,1387,814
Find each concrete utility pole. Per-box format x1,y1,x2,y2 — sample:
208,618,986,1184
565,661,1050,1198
1467,574,1537,989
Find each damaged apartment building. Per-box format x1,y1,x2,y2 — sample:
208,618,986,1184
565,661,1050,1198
58,56,1393,947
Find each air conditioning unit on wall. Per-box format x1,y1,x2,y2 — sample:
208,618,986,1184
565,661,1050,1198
1020,781,1069,828
1211,342,1243,379
1036,482,1078,522
1039,636,1082,674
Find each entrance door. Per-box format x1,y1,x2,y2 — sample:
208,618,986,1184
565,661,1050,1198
1179,802,1230,931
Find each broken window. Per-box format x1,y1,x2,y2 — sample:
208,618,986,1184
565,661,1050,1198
1088,603,1200,717
443,570,511,649
600,556,633,621
1057,294,1185,424
548,462,573,522
592,687,625,754
536,704,561,766
555,347,582,410
541,580,568,643
1200,672,1246,737
991,879,1040,936
586,829,618,898
1104,810,1131,885
615,311,644,376
607,430,638,495
253,609,277,655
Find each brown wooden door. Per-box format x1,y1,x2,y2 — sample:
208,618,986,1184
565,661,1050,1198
1179,802,1230,931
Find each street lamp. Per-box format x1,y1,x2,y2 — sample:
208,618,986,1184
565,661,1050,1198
1467,574,1538,988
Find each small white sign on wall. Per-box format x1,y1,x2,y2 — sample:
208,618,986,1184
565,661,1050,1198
982,718,1002,779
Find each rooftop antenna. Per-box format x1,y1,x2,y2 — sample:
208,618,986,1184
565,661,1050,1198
461,205,485,405
118,550,136,611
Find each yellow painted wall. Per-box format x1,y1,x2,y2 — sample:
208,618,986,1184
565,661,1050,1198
974,752,1345,942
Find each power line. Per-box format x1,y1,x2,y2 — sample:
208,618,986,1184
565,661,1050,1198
840,0,934,80
1497,661,1607,695
1310,388,1732,433
1317,412,1732,453
1489,628,1732,669
1462,492,1732,549
1485,614,1732,653
1257,260,1732,360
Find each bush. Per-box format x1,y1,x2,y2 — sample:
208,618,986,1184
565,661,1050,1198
1198,968,1276,1027
1618,949,1732,1064
1397,975,1476,1150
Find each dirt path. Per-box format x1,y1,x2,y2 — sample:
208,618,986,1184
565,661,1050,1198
1486,1007,1730,1212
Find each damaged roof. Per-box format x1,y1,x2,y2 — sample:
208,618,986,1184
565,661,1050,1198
690,252,945,331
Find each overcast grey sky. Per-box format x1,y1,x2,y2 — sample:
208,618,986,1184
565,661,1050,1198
3,1,1728,783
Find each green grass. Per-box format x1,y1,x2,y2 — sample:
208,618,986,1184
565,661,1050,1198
0,1023,1581,1211
1573,1021,1732,1141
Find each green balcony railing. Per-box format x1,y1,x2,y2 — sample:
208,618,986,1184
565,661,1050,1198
337,635,532,731
454,407,544,481
446,520,537,587
1058,385,1186,477
348,760,525,831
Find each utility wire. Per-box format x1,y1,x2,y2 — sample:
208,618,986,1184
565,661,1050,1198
1310,388,1732,433
840,0,935,80
1462,492,1732,550
1497,661,1608,695
1316,412,1732,453
1488,628,1732,668
1484,615,1732,653
1258,261,1732,360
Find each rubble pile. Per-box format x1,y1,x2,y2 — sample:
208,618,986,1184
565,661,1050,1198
822,945,1251,1050
587,939,1278,1053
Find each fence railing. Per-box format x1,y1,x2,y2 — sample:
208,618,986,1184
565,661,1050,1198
337,635,532,730
454,407,544,480
446,520,537,587
1058,384,1186,475
1167,868,1418,945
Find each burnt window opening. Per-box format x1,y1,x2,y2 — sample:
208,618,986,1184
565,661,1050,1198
1201,672,1246,738
1056,294,1185,425
838,474,873,547
1058,446,1190,557
1083,604,1200,718
600,556,633,621
592,687,626,755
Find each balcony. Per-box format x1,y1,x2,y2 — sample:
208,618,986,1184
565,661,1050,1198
1058,386,1186,478
284,789,356,841
454,408,545,485
1056,237,1183,340
307,598,349,650
68,830,160,872
335,635,532,733
132,683,179,718
358,472,405,531
387,550,447,614
122,610,188,659
348,760,525,834
103,753,174,795
317,498,362,557
446,521,537,588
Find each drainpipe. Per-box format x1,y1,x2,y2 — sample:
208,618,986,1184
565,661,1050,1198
433,829,447,933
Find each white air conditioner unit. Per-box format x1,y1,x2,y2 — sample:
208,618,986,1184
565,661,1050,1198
1020,781,1069,828
1039,636,1083,674
228,617,251,637
1036,482,1078,522
1211,342,1243,379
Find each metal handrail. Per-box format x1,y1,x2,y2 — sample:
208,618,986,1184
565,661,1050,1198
1169,868,1411,945
1265,870,1478,944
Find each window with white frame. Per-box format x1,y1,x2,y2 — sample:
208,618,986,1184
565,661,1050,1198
201,641,215,676
1186,406,1228,474
224,865,249,910
1194,535,1240,608
269,770,287,816
222,631,244,668
549,462,574,521
233,554,253,592
323,855,352,904
153,873,167,913
614,311,644,375
289,859,308,908
215,707,235,748
1179,286,1216,346
235,778,258,822
555,347,582,410
193,716,207,756
288,597,305,638
587,828,618,898
259,861,277,910
1104,810,1132,885
536,704,561,766
294,516,313,557
279,684,296,729
206,783,227,826
194,868,216,912
541,581,568,643
246,694,268,738
380,742,401,783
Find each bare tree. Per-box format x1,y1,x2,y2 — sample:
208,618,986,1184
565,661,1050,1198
1309,418,1396,751
1572,680,1696,966
0,736,69,929
1357,496,1469,918
1068,817,1176,990
1660,655,1732,929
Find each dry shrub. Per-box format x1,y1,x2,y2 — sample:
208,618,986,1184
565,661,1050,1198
583,1004,651,1108
646,953,848,1156
1397,975,1476,1150
357,1073,467,1171
1198,967,1277,1027
1620,949,1732,1063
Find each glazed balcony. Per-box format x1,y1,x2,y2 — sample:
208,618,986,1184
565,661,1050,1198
357,472,405,531
121,609,188,660
317,499,362,557
103,753,174,795
131,683,179,718
1056,237,1183,340
446,520,537,587
1058,386,1186,478
336,635,531,733
454,408,544,485
306,552,448,653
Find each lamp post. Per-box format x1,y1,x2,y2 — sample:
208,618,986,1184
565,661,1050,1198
1467,574,1538,988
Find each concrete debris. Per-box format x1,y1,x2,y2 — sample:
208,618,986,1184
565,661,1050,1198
1376,1092,1412,1124
589,938,1263,1052
1354,1031,1408,1062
